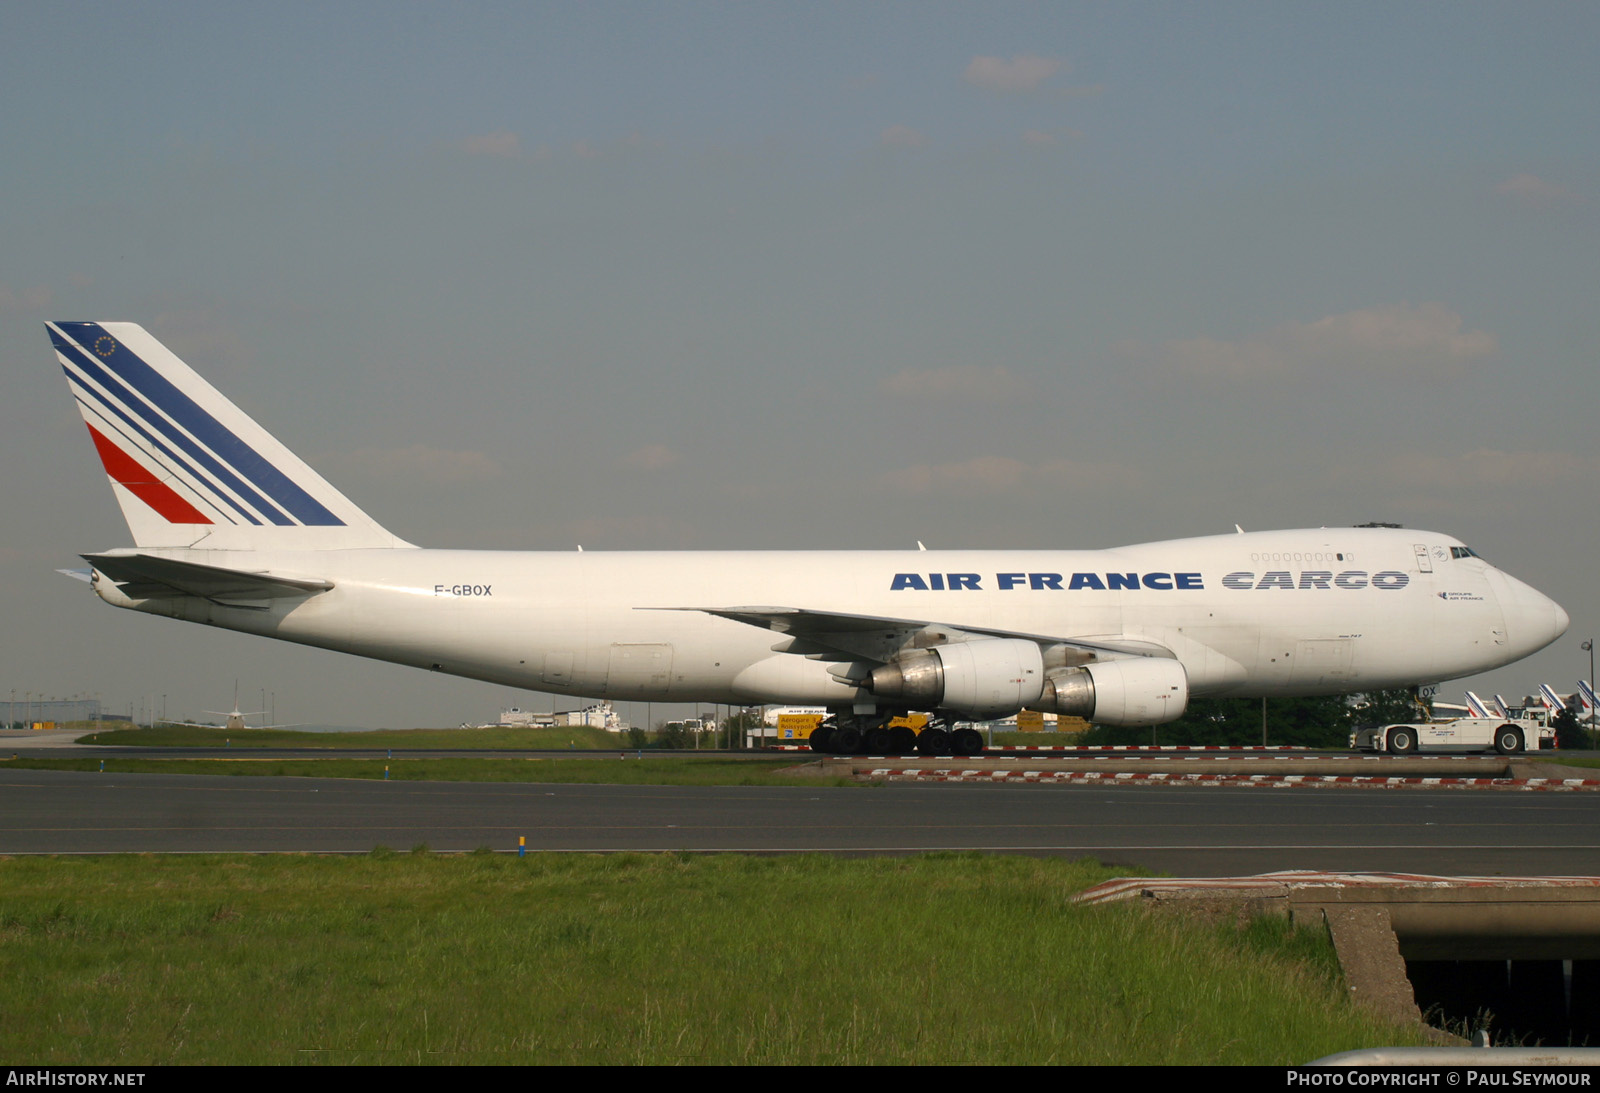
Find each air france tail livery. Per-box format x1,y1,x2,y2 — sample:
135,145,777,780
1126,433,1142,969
1463,691,1493,719
50,321,1570,755
1539,684,1568,712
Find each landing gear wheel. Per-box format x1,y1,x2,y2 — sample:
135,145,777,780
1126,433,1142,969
917,727,951,756
1387,728,1416,754
809,725,835,753
1495,726,1523,755
951,728,984,757
831,725,863,755
863,727,893,754
888,726,918,755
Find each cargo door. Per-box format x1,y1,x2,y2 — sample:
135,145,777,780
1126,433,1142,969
1290,638,1355,687
606,643,674,697
541,652,574,688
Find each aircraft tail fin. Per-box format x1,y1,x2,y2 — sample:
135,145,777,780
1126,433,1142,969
1540,684,1567,711
49,322,412,551
1464,691,1491,718
1578,680,1597,712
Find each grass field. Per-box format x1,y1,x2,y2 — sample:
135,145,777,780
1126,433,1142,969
70,724,1088,750
76,724,627,749
1534,755,1600,770
0,755,856,787
0,852,1425,1065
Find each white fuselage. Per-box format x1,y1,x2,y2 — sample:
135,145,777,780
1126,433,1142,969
91,527,1568,711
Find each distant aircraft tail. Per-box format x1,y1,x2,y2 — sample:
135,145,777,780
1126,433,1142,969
1463,691,1491,718
1579,680,1597,713
1539,684,1567,711
1493,694,1513,717
49,321,411,551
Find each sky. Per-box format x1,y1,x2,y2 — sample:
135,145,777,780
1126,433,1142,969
2,2,1596,730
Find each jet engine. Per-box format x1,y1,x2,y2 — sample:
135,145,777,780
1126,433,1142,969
866,638,1045,720
1037,657,1188,726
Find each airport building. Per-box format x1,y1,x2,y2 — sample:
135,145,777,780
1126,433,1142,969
495,702,623,730
4,696,102,730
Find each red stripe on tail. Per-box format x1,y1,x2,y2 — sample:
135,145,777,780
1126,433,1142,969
86,424,212,524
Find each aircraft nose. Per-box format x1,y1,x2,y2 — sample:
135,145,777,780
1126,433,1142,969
1496,571,1569,657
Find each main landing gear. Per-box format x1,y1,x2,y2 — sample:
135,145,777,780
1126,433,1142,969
809,714,984,757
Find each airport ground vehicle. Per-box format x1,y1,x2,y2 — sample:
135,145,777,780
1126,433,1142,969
1351,716,1553,754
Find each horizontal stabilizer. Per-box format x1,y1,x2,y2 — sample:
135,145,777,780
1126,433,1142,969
84,552,332,607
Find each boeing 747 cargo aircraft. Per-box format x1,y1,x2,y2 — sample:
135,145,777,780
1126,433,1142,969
48,322,1569,756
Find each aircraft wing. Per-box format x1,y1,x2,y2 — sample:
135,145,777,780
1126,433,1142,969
658,605,1173,665
83,552,333,608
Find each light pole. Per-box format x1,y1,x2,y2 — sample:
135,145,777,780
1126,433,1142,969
1584,639,1595,747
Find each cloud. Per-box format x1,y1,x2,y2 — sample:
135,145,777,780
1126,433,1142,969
1021,127,1083,146
341,444,503,485
1120,303,1498,383
0,284,54,313
618,444,680,472
1494,173,1575,205
878,364,1030,403
460,130,521,158
880,124,926,147
963,54,1062,93
148,311,253,371
1330,448,1600,518
1375,449,1598,492
561,514,700,548
456,132,626,162
876,456,1142,497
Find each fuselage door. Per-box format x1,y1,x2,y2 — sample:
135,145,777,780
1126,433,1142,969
607,643,675,697
1291,638,1355,687
542,652,574,688
1413,543,1433,573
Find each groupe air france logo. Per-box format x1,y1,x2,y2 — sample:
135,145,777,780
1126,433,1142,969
93,335,117,357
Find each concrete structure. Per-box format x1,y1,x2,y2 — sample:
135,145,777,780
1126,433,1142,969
5,696,101,730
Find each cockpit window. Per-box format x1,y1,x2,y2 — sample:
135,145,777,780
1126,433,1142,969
1450,546,1482,560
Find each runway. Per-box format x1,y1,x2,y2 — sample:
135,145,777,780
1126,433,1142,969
5,766,1600,875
